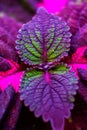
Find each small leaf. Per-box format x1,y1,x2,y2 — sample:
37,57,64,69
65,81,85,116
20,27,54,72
19,66,78,130
16,8,71,65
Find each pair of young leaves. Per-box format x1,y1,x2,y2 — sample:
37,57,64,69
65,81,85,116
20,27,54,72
16,8,78,130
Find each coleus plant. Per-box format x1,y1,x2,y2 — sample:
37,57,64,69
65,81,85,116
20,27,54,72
1,1,87,130
15,8,78,130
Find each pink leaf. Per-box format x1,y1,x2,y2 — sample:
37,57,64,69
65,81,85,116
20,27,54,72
70,63,87,77
0,71,24,92
38,0,68,13
68,46,87,76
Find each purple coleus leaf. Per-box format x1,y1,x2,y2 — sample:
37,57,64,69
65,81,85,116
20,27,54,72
16,8,78,130
19,65,78,130
16,7,71,65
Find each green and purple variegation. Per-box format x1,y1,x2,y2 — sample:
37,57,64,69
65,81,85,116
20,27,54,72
16,8,78,130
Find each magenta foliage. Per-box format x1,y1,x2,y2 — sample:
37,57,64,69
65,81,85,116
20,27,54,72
0,70,24,92
38,0,68,13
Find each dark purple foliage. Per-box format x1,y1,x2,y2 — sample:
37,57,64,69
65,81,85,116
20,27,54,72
77,68,87,102
0,14,21,62
72,93,87,130
0,57,11,71
0,86,22,130
59,1,87,58
59,2,87,34
78,68,87,81
0,0,43,22
70,24,87,53
0,86,14,120
84,48,87,58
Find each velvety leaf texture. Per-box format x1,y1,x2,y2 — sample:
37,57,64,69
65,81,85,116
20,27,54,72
0,14,21,62
16,8,78,130
16,8,71,66
19,66,78,130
